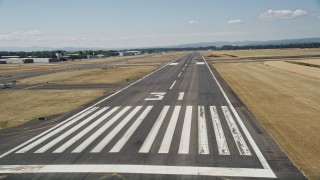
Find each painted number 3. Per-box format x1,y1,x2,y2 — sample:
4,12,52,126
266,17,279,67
145,92,166,101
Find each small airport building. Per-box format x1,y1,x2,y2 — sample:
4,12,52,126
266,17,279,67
119,51,141,56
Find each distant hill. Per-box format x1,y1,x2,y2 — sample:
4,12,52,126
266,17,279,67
164,37,320,48
1,37,320,52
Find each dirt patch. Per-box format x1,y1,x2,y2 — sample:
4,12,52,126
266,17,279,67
0,90,104,129
214,62,320,179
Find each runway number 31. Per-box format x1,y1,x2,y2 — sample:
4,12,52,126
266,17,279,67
145,92,166,101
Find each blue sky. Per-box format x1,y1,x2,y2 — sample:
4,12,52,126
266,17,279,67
0,0,319,49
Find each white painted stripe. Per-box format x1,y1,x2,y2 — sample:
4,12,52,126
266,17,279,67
209,106,230,155
178,106,192,154
198,106,209,154
201,53,274,172
184,64,187,67
110,106,153,152
54,107,119,153
72,106,130,153
178,72,182,77
178,92,184,100
139,106,170,153
15,107,98,154
159,106,181,153
0,106,93,158
169,81,176,90
0,164,277,178
182,67,185,71
35,107,108,153
169,63,178,65
0,53,189,160
197,62,205,65
221,106,251,155
91,106,142,153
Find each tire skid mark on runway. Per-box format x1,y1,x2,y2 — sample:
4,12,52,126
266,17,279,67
222,106,251,156
210,106,230,155
198,106,209,154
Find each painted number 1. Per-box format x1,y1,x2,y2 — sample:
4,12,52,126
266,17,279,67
145,92,166,101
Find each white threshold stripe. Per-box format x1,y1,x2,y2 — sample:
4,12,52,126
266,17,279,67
222,106,251,155
72,106,129,153
209,106,230,155
178,106,192,154
35,107,108,153
198,106,209,154
15,107,98,154
139,106,170,153
110,106,153,152
178,72,182,77
201,53,274,172
0,106,93,159
0,165,276,178
91,106,142,153
54,107,119,153
178,92,184,100
159,106,181,153
169,81,176,89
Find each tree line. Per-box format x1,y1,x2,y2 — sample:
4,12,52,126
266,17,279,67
1,42,320,58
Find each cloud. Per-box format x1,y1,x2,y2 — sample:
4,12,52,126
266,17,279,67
228,19,242,24
0,30,42,41
259,9,307,20
189,20,198,25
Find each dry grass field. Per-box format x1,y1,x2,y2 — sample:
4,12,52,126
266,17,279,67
19,66,156,84
0,64,62,73
289,59,320,66
213,61,320,179
0,90,104,129
264,61,320,79
203,48,320,58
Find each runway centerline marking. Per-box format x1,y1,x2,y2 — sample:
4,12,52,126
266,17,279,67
178,72,182,77
169,81,176,90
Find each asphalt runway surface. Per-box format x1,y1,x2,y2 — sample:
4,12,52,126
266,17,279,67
0,52,305,179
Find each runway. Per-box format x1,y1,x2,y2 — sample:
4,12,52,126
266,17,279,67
0,52,305,179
